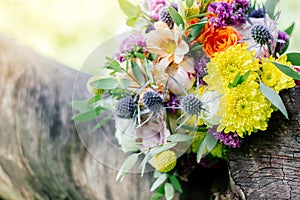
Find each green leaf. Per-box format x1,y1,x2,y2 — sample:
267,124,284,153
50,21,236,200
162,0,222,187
188,23,205,42
72,106,107,122
196,133,218,163
150,174,167,192
167,134,193,142
286,52,300,66
169,175,183,193
264,0,279,19
139,152,152,177
105,56,124,73
259,81,289,119
186,0,194,8
186,12,211,20
151,192,164,200
285,23,295,36
164,183,174,200
118,0,136,18
190,43,203,52
149,143,177,156
126,17,137,27
91,114,112,132
72,100,92,112
272,61,300,80
119,78,131,89
90,78,118,90
168,6,185,29
135,52,146,59
116,153,139,182
131,60,146,85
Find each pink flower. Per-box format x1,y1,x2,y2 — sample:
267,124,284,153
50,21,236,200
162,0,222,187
136,118,170,151
147,0,166,20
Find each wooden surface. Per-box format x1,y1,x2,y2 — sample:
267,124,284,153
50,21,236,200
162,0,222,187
0,34,153,200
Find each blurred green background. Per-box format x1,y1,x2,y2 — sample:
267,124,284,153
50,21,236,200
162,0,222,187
0,0,299,70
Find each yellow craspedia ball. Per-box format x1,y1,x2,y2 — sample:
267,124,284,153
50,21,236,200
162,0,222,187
152,150,177,173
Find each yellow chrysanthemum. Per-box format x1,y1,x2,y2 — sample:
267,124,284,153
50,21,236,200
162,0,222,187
217,81,273,137
152,150,177,172
204,44,260,93
261,55,296,93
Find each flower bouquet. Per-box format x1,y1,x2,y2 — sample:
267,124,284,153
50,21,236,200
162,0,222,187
73,0,300,199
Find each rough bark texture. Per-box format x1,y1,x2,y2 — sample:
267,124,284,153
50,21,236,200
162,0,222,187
0,34,153,200
228,86,300,199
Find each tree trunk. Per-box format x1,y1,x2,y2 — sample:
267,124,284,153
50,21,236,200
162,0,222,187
0,34,153,200
228,86,300,199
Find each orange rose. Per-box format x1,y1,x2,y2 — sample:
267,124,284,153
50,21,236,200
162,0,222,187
215,0,233,4
199,24,242,57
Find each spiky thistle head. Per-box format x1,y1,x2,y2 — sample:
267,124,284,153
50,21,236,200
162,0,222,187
114,96,136,119
251,24,273,47
142,91,163,112
181,94,203,116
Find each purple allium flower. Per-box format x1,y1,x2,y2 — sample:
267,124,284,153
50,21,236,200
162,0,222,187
232,0,250,25
194,56,209,79
147,0,166,20
208,127,242,148
249,8,265,18
233,0,250,13
208,2,235,27
115,33,147,62
275,31,289,55
165,94,179,114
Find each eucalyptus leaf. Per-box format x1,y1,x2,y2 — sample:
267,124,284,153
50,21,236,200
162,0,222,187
139,152,152,177
119,78,131,89
91,114,112,132
150,174,167,192
285,22,295,36
259,81,289,119
72,106,107,122
90,78,118,90
151,192,164,200
118,0,136,18
177,0,185,17
164,183,175,200
196,133,218,163
167,134,193,142
149,143,177,156
131,60,146,85
168,6,185,29
272,61,300,80
169,175,183,193
105,56,124,73
264,0,279,19
286,52,300,66
72,100,92,112
186,0,194,8
116,153,139,182
126,17,137,27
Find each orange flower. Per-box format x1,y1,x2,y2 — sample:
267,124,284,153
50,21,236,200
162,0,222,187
215,0,233,4
199,24,242,57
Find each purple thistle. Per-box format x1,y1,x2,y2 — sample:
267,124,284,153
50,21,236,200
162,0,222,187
147,0,166,20
208,127,242,148
275,31,289,55
165,94,179,114
115,33,147,62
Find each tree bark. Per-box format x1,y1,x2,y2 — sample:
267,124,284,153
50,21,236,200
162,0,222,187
228,86,300,199
0,34,153,200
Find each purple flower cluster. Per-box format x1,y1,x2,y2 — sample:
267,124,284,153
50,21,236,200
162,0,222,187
208,0,250,27
275,31,289,54
147,0,166,20
194,56,209,79
165,94,179,114
115,33,147,62
208,127,242,148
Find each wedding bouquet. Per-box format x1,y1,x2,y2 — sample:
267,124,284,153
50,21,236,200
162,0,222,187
73,0,300,199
